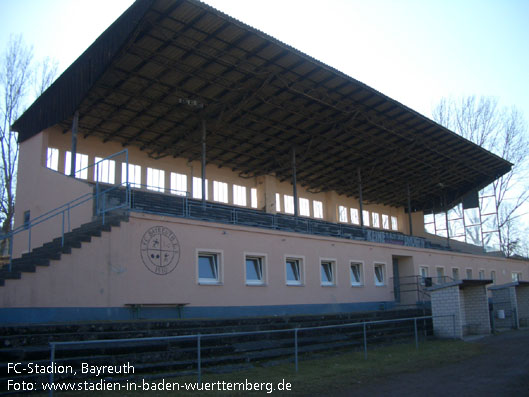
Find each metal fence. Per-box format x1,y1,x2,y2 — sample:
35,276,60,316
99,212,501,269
46,314,455,396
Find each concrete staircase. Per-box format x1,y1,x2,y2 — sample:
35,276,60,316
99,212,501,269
0,309,432,392
0,213,129,286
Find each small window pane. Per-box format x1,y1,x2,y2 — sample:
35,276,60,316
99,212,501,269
452,268,460,280
199,254,219,283
286,259,301,284
171,172,187,196
66,152,89,179
338,206,348,222
46,148,59,171
382,214,389,230
391,216,398,231
213,181,228,203
321,261,334,285
233,184,247,206
374,264,385,285
251,188,258,208
284,195,294,214
94,157,115,184
363,210,370,227
246,257,263,284
193,177,208,199
466,269,473,279
299,198,310,216
350,263,362,286
275,193,281,212
122,163,141,188
147,167,164,192
372,213,380,228
350,208,359,225
313,200,323,219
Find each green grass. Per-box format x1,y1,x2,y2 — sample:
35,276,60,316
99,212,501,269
45,340,481,396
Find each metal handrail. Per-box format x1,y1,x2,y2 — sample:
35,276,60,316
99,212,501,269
1,150,131,271
46,313,454,395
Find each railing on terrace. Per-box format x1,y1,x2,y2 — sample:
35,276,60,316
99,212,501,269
45,314,454,396
109,186,431,250
0,150,131,271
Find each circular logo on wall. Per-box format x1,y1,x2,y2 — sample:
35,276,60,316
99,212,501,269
140,226,180,275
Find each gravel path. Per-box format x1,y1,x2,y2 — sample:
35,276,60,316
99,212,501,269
336,329,529,397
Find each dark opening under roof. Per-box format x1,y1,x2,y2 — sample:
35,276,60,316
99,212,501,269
12,0,512,212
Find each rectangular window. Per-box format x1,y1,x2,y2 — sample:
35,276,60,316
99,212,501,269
490,270,496,283
213,181,228,203
320,260,336,286
391,216,398,231
46,148,59,171
245,255,264,285
198,252,221,284
350,208,359,225
275,193,281,212
250,188,258,208
313,200,323,219
23,210,30,228
420,266,428,278
372,212,380,228
452,268,460,280
170,172,187,196
94,156,115,184
299,198,310,217
479,270,485,280
338,205,348,223
374,263,385,286
192,177,208,199
146,167,165,192
284,195,294,214
382,214,390,230
65,151,89,179
436,267,445,283
466,268,473,280
122,163,141,188
512,272,522,282
286,258,303,285
362,210,370,227
350,262,363,286
233,184,247,206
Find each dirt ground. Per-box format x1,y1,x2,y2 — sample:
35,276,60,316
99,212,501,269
336,329,529,397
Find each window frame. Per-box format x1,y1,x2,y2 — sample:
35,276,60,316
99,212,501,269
213,180,228,203
350,261,364,287
244,253,267,286
122,163,142,188
285,256,304,286
465,268,473,280
66,151,89,179
313,200,324,219
170,172,188,196
146,166,165,192
299,197,310,217
94,156,116,184
320,258,337,287
452,267,460,281
46,147,59,171
197,250,223,285
374,263,386,286
490,270,496,283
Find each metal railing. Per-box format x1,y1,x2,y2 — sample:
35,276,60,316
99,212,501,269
0,150,131,271
46,314,455,396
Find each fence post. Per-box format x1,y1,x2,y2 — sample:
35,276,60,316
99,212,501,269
49,343,55,397
363,322,367,359
197,334,201,384
414,318,418,349
294,328,299,372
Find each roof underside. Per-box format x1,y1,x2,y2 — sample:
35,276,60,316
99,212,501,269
13,0,512,212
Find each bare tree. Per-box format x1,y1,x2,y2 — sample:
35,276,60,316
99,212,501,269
0,35,57,253
432,96,529,255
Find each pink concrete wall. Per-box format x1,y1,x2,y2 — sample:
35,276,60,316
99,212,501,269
13,129,93,257
1,212,527,309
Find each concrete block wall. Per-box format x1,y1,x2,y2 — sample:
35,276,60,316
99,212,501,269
431,285,461,338
461,285,491,335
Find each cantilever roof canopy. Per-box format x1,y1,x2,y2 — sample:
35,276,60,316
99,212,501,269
12,0,512,212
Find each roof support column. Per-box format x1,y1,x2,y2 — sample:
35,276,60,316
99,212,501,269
292,147,298,217
357,168,364,228
444,193,450,248
407,182,413,236
70,110,79,177
201,119,206,208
